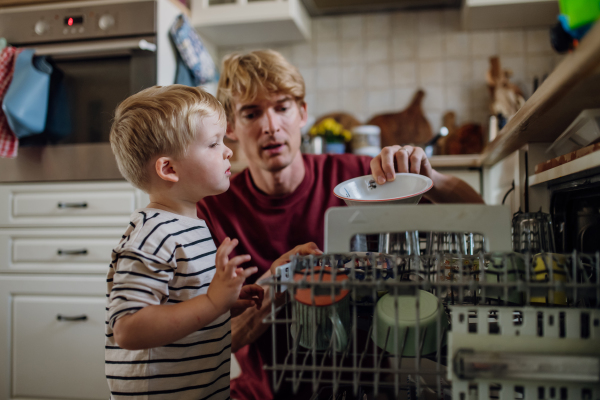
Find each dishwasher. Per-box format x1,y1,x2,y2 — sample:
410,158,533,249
259,204,600,400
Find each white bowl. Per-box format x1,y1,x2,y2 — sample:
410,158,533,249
333,174,433,206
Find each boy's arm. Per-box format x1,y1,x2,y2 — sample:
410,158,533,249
111,238,257,350
113,295,222,350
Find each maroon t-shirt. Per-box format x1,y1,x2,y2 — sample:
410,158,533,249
197,153,372,280
196,154,372,400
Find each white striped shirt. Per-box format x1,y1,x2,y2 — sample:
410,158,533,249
105,208,230,400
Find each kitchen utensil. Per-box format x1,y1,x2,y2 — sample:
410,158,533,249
293,266,350,351
367,89,433,147
483,252,525,305
530,253,569,305
372,290,448,357
512,210,556,253
333,174,433,206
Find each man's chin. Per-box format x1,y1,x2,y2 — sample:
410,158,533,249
261,154,292,172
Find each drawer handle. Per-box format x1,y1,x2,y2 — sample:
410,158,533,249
57,314,88,322
57,202,88,209
57,249,88,256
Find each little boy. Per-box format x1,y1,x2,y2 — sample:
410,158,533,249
105,85,264,400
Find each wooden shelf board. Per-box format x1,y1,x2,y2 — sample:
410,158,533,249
429,154,482,168
481,21,600,166
529,151,600,186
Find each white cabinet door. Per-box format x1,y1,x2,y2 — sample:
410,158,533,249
0,181,149,227
0,276,108,400
438,169,482,195
0,227,123,274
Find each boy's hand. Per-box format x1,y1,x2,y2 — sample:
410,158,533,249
207,238,258,315
270,242,323,276
230,284,264,317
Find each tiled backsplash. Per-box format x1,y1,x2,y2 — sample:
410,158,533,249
218,10,563,133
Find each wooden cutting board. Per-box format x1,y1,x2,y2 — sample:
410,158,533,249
367,89,433,147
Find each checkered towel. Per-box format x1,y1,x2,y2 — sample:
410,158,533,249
0,46,23,158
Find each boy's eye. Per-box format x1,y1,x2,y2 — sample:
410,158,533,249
210,142,219,148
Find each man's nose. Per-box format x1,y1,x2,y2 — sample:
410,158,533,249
263,109,280,135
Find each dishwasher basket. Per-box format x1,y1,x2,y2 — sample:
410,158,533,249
260,251,600,400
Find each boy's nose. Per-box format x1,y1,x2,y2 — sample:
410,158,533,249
224,145,233,159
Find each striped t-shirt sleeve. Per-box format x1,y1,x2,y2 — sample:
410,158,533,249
107,250,174,329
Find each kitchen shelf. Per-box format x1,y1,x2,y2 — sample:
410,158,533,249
481,21,600,167
528,150,600,186
429,154,482,168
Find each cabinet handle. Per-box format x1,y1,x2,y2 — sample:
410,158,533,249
57,202,88,209
57,249,88,256
57,314,88,321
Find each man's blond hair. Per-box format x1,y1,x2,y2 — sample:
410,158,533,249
110,85,225,191
217,49,305,128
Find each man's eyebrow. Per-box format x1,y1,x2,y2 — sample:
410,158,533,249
237,97,293,113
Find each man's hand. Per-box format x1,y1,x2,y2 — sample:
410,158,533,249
269,242,323,276
370,145,433,185
207,237,259,315
230,284,264,317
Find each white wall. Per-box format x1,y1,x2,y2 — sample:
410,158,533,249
218,9,563,133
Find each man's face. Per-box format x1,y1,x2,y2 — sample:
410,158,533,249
227,91,307,172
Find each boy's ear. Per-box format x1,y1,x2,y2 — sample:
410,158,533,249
155,157,179,183
225,122,239,141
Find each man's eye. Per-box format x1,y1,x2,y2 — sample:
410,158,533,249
243,113,256,119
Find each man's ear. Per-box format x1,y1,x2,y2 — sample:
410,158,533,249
155,157,179,183
298,101,308,129
225,122,238,141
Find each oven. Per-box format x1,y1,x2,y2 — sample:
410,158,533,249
0,0,180,182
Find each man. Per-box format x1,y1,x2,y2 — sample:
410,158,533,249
197,49,483,399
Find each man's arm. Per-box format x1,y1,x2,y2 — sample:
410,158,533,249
231,242,322,352
370,145,484,204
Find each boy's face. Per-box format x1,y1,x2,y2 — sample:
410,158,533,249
226,91,307,173
176,112,232,200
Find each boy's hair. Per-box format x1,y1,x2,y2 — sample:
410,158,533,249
217,49,305,128
110,85,225,190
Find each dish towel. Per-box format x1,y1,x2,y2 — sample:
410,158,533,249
170,14,218,86
0,46,23,158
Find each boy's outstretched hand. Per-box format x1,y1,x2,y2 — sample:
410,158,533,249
207,237,259,316
230,284,264,317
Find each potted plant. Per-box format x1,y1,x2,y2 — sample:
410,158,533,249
309,118,352,154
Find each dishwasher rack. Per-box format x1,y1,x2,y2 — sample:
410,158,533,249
260,251,600,400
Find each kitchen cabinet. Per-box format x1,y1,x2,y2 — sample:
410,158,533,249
0,181,148,400
462,0,559,30
191,0,311,46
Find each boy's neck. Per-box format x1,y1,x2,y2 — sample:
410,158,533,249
146,194,199,219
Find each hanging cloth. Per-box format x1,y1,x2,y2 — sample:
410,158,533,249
0,46,23,158
169,14,218,86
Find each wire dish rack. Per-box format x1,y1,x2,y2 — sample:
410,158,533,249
259,251,600,400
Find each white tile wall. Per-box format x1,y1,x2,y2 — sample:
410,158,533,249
219,10,558,133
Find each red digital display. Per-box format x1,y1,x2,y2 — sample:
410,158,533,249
64,16,83,26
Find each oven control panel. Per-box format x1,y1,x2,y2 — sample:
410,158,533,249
0,1,156,45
